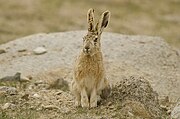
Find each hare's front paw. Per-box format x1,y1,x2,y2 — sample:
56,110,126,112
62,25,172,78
90,100,97,108
90,88,97,108
81,100,89,108
81,88,89,108
75,95,81,107
75,100,81,107
81,97,89,108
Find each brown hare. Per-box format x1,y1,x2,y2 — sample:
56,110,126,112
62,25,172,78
71,8,111,108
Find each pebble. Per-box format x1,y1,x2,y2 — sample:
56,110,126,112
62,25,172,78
55,91,63,95
32,93,41,98
18,49,27,52
108,105,115,109
171,101,180,119
2,103,16,110
0,49,6,54
0,91,6,97
34,80,44,85
33,47,47,55
21,93,29,100
0,86,17,95
128,111,134,117
42,105,60,110
20,76,31,83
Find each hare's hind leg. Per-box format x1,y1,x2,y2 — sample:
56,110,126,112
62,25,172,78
81,87,89,108
100,77,111,99
71,81,81,107
90,88,97,108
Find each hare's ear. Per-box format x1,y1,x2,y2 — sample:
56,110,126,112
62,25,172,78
87,8,95,32
96,11,110,34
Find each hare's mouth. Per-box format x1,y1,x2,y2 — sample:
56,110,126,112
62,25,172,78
83,48,91,54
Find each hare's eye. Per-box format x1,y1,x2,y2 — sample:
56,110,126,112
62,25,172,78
94,38,98,46
94,38,98,42
83,37,86,42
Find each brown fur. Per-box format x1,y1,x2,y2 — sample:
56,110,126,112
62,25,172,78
71,8,110,108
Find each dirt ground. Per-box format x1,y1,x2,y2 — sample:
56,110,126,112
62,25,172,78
0,0,180,48
0,77,170,119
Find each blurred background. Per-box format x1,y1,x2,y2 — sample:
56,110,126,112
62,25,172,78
0,0,179,48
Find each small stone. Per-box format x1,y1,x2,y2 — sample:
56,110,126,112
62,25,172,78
34,80,44,85
167,109,171,114
18,49,27,52
128,111,134,117
32,93,41,98
2,103,15,110
62,108,70,114
36,107,43,111
27,84,34,90
42,105,60,110
108,105,115,109
107,102,113,106
20,76,31,83
0,91,6,97
160,105,168,111
55,91,63,95
171,101,180,119
21,93,29,100
0,49,6,54
29,105,35,110
48,78,69,91
33,47,47,55
0,72,21,82
0,86,17,95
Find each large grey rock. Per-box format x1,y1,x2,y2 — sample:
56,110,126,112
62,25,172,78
0,31,179,101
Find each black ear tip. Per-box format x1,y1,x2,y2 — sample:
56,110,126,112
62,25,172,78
104,21,108,27
104,11,110,16
92,9,95,13
88,8,95,13
101,11,110,28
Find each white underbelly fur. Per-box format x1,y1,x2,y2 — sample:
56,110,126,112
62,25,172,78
84,76,96,96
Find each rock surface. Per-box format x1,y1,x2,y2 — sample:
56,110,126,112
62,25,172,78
0,31,179,101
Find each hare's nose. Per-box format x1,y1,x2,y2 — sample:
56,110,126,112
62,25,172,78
85,46,90,50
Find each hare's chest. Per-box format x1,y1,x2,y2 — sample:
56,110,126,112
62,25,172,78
79,61,100,76
84,76,97,92
74,55,104,82
76,62,104,85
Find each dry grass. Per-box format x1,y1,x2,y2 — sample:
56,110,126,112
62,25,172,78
0,0,179,48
